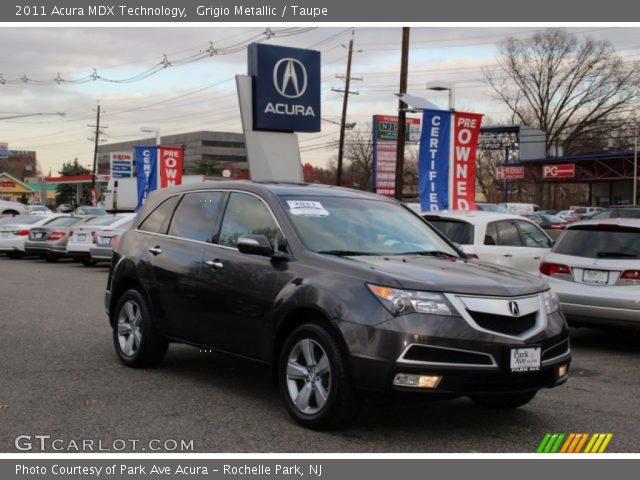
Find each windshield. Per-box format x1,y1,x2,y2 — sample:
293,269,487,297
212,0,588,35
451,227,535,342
84,215,128,226
0,215,42,225
553,227,640,258
279,196,459,257
477,203,509,213
44,216,81,227
540,214,567,223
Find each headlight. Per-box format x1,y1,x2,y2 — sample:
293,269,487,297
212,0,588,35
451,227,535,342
542,290,560,314
367,284,456,316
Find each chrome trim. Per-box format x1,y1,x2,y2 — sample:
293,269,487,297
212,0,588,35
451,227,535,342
445,293,547,341
541,338,571,366
396,343,498,369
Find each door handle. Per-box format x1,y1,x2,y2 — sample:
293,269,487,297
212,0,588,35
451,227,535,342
503,254,513,258
205,259,224,270
148,246,162,256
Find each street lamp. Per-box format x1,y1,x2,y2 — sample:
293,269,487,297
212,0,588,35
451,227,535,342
426,81,456,110
140,126,161,146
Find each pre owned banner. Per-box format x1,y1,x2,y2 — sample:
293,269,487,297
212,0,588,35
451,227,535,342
158,147,183,188
418,110,451,212
418,109,482,212
451,112,482,210
135,146,158,212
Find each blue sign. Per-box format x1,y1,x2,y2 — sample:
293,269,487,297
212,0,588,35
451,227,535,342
134,146,158,212
419,109,451,212
248,43,321,132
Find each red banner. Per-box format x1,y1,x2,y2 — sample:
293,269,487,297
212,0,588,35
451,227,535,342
158,147,183,188
451,112,482,210
543,164,575,178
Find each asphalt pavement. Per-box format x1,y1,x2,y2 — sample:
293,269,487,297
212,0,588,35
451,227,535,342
1,256,638,452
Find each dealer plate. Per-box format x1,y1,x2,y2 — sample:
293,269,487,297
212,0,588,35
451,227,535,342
77,234,86,242
582,269,609,285
510,347,541,372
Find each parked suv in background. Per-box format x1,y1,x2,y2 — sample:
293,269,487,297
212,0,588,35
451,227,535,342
540,218,640,329
106,182,570,429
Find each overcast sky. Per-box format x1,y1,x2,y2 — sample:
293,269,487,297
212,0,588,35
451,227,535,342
0,26,638,175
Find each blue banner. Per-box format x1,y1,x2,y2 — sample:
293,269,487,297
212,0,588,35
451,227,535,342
134,146,158,212
419,109,451,212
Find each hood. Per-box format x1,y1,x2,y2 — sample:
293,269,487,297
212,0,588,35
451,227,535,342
347,255,547,296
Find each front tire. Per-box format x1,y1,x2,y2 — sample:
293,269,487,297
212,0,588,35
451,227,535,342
278,323,359,430
112,289,168,368
81,257,97,267
470,391,537,409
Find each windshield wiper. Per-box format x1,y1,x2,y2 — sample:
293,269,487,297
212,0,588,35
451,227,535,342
596,251,639,258
394,250,458,258
316,250,378,257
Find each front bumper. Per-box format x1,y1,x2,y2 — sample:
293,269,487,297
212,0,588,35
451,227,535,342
341,309,570,395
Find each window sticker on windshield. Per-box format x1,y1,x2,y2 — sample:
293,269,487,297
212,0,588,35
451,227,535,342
287,200,330,217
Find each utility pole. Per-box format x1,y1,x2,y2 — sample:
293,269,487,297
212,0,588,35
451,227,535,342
394,27,410,201
333,30,362,186
88,101,107,206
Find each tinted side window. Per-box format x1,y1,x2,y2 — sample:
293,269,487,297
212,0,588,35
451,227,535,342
495,221,523,246
138,195,180,234
516,220,551,248
168,192,225,242
554,228,640,258
428,219,474,245
484,222,499,245
219,193,279,248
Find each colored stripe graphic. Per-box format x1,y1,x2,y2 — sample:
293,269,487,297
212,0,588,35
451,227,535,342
537,433,613,453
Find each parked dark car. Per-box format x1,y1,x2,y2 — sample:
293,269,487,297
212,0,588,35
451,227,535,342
589,206,640,220
106,182,570,429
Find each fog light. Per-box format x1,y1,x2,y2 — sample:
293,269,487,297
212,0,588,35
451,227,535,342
558,364,568,378
393,373,442,389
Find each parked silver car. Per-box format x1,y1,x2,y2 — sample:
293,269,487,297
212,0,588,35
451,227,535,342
540,218,640,329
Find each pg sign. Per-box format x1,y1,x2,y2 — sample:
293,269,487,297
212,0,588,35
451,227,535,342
543,164,575,179
248,43,321,132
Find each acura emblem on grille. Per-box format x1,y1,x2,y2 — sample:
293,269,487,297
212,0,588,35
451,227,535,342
508,301,520,317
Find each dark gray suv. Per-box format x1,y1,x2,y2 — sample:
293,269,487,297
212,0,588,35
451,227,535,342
106,182,570,429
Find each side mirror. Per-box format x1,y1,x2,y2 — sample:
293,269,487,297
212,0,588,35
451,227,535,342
237,234,274,257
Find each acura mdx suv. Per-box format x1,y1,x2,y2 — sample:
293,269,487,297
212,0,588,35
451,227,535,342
106,182,570,429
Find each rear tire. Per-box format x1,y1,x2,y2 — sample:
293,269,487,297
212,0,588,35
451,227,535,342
278,323,360,430
470,391,537,409
45,255,59,263
112,288,168,368
7,251,24,259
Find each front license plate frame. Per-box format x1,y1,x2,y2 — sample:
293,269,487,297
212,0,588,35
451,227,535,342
509,347,541,372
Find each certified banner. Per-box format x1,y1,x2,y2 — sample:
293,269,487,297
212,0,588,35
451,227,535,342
158,146,183,188
451,112,482,210
418,109,451,212
134,146,158,212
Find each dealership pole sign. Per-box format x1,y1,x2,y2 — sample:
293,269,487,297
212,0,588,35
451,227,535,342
372,115,421,197
496,165,525,180
418,109,483,212
134,146,184,211
248,43,321,132
543,163,575,178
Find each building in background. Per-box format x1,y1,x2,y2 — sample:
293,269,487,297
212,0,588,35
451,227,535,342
0,148,38,181
0,172,37,202
97,131,246,176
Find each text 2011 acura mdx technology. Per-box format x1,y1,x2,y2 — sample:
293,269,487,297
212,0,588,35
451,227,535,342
105,182,570,429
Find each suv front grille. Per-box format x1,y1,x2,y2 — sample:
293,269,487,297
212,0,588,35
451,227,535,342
467,310,537,336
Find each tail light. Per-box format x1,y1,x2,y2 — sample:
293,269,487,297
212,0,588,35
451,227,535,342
69,230,74,237
15,229,30,236
91,231,96,236
550,224,566,230
466,253,479,260
540,262,572,276
112,235,122,251
620,270,640,285
48,231,65,241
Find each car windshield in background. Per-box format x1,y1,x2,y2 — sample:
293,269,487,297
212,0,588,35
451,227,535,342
540,214,567,223
476,204,509,213
44,216,81,227
553,227,640,258
427,219,474,245
84,215,128,226
278,196,459,257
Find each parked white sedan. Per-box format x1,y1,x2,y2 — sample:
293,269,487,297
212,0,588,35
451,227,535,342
65,213,136,266
0,214,65,258
420,211,553,275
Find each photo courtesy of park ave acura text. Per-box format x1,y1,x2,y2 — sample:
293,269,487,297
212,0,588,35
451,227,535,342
1,20,639,455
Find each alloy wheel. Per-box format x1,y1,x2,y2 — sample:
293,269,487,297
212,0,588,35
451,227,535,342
117,300,142,357
286,338,332,415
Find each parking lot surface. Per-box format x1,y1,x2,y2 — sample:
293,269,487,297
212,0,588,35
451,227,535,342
1,257,639,452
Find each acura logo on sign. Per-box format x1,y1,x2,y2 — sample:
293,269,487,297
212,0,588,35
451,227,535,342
508,301,521,317
273,58,308,99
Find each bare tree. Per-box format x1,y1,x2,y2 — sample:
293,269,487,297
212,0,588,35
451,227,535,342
329,125,373,190
485,28,640,155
